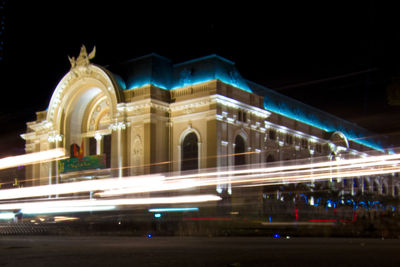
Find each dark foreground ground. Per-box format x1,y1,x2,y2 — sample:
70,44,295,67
0,236,399,266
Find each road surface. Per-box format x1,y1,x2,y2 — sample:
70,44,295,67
1,236,399,266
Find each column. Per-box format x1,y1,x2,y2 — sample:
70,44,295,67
177,145,181,172
110,121,127,178
197,141,202,170
94,133,103,155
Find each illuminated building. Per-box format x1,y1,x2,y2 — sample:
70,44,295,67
21,46,399,199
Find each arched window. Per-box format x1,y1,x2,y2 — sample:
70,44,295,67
363,180,370,192
382,184,387,195
373,181,379,192
234,135,246,166
181,132,198,171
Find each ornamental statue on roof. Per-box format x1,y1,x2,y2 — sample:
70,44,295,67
68,45,96,68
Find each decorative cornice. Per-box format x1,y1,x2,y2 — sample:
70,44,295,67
214,94,271,119
170,95,212,112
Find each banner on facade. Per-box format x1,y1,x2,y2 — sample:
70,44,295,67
58,154,106,174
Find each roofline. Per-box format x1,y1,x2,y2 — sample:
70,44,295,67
120,53,172,64
173,54,235,67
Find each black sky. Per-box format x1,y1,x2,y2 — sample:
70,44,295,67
0,1,399,155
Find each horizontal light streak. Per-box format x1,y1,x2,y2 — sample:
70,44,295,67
0,195,222,213
97,178,196,197
167,153,400,181
148,207,199,212
0,153,399,202
99,158,400,197
0,212,15,219
21,206,116,214
234,165,400,188
53,216,80,222
0,174,165,200
0,148,66,170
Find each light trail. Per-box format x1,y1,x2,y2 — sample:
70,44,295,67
0,153,398,201
0,194,222,214
0,174,165,200
234,165,400,188
0,212,15,219
166,153,400,181
98,156,400,197
0,148,66,170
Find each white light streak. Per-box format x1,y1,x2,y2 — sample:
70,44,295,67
0,195,222,214
0,148,66,170
21,206,116,214
0,174,165,200
0,153,399,204
0,212,15,219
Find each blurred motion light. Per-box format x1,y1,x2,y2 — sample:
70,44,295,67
0,212,14,220
0,148,65,170
21,205,116,214
148,207,199,213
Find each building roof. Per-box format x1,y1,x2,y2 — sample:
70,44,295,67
108,53,252,92
106,53,388,152
248,81,386,151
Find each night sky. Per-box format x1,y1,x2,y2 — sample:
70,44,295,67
0,1,399,156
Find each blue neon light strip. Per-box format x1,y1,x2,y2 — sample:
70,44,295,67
128,77,251,93
148,207,199,213
122,54,252,93
115,53,385,152
128,82,168,90
264,102,384,152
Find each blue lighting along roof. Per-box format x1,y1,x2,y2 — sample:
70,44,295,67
172,54,252,93
248,81,386,152
108,53,252,93
108,54,386,152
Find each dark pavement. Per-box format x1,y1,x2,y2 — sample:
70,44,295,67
0,236,400,266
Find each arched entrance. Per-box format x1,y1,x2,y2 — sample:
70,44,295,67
46,61,123,177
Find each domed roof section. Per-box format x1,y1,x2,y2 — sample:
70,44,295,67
107,53,173,90
107,53,252,93
172,54,252,92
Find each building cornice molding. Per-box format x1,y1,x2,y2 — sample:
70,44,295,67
214,94,271,120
